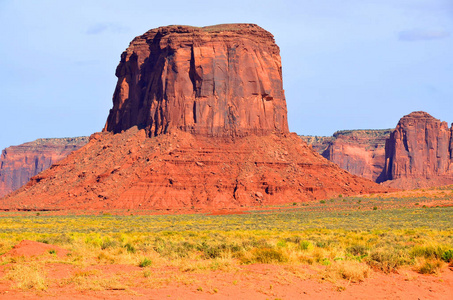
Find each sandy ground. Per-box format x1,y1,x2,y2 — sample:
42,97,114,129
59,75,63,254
0,251,452,299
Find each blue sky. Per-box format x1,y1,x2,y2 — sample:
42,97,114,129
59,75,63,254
0,0,452,151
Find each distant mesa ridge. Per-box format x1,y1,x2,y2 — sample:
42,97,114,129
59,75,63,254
0,137,88,198
302,129,391,182
303,111,453,189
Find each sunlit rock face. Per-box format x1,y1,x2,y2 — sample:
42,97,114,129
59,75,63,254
104,24,289,138
0,137,88,198
382,111,453,189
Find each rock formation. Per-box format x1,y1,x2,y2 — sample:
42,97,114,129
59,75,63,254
304,112,453,190
299,135,333,154
381,111,453,189
302,130,391,182
0,24,390,210
104,24,288,137
1,128,389,210
0,137,88,198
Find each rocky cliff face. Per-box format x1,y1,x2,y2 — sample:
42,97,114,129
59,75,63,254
301,130,391,182
104,24,288,137
303,112,453,189
0,24,390,210
382,111,453,188
0,137,88,198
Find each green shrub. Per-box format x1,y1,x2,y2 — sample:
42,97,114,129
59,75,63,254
139,258,152,268
251,248,288,264
346,244,369,257
410,245,446,260
367,249,403,273
101,238,118,250
276,240,287,248
441,249,453,262
124,243,136,253
197,241,224,259
299,241,312,251
417,260,443,274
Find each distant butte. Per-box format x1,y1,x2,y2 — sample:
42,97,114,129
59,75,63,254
381,111,453,189
0,138,88,198
1,24,389,210
303,111,453,190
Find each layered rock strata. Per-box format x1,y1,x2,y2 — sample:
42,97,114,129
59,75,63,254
2,128,389,210
304,112,453,189
104,24,288,137
301,130,391,182
382,111,453,189
0,137,88,198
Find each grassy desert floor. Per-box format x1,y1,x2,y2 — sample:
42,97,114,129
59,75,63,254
0,187,452,299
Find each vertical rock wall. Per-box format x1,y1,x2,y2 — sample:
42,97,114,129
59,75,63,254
382,111,453,185
103,24,289,137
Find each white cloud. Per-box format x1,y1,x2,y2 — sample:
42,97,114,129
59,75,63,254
398,29,450,41
86,23,129,35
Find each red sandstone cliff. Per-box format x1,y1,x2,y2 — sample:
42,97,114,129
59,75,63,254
104,24,288,137
0,24,390,210
303,112,453,190
0,137,88,198
302,130,391,182
382,111,453,189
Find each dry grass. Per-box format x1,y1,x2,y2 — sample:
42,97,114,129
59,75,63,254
0,202,451,293
323,260,371,283
4,262,48,290
62,268,129,291
414,258,445,275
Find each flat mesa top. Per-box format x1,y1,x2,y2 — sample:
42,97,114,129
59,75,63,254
141,23,275,39
401,111,437,121
162,23,260,31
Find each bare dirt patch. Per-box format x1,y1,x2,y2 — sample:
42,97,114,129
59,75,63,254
0,259,452,299
3,240,68,258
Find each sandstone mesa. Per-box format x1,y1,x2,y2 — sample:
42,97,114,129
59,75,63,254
382,111,453,189
0,24,388,210
0,137,88,198
104,24,288,137
304,111,453,189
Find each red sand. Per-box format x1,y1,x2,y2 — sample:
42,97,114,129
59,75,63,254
0,241,452,299
0,262,451,299
4,240,68,258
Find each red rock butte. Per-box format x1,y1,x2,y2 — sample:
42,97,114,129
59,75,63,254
0,24,390,210
103,24,289,137
382,111,453,189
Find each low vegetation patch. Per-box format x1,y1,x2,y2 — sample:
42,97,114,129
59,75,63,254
0,196,451,292
4,262,48,291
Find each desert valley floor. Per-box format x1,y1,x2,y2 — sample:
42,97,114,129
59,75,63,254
0,188,452,299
